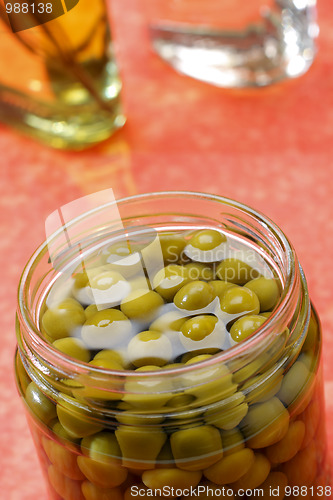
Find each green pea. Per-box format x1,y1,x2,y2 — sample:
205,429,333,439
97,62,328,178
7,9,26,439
219,286,260,316
181,315,218,341
116,410,164,426
180,315,226,354
52,338,91,363
241,397,289,449
159,233,187,264
166,394,196,409
174,281,216,311
71,359,124,401
182,362,237,405
81,431,121,462
52,420,80,443
84,304,99,320
89,270,125,291
185,263,215,281
102,242,131,261
81,309,132,350
41,298,86,341
25,381,57,424
120,289,164,319
204,392,248,430
127,331,173,367
15,353,31,395
153,265,190,301
123,366,174,409
56,394,103,438
170,425,223,470
242,368,283,404
302,313,318,352
220,428,245,456
184,354,213,364
216,258,260,285
142,468,202,491
231,353,270,385
245,277,280,312
88,359,124,370
278,360,312,407
72,266,109,303
156,440,174,466
184,230,227,263
188,229,227,251
129,276,150,292
115,425,167,469
102,242,142,278
229,314,267,343
93,349,126,367
149,311,187,333
209,280,238,298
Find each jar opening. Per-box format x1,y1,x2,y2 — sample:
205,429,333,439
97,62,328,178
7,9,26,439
17,191,305,384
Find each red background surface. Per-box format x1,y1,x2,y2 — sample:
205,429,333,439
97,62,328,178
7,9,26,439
1,0,333,498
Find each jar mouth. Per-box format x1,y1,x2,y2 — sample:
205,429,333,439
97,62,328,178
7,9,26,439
17,190,301,379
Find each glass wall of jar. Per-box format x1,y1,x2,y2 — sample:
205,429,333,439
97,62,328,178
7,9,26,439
15,192,331,500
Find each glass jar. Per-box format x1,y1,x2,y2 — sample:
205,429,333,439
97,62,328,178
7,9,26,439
15,192,331,500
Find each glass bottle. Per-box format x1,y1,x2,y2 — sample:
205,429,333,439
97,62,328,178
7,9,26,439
0,0,125,149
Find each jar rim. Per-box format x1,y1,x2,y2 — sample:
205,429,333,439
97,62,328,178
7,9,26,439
17,190,302,380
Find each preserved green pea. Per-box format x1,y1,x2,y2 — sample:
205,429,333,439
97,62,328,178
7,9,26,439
81,482,123,500
170,425,223,470
120,289,164,319
232,453,271,490
182,359,237,405
149,311,186,333
218,286,260,316
229,314,267,343
92,349,127,367
220,428,245,456
184,229,227,263
188,229,227,251
153,264,190,300
216,258,261,285
42,298,86,341
81,432,121,462
245,277,280,312
204,392,248,430
174,281,216,311
278,360,313,408
158,232,187,263
77,455,128,488
127,331,173,367
52,338,91,363
115,426,167,469
180,315,226,354
241,397,290,448
185,263,215,281
25,382,57,424
122,366,174,409
203,448,255,485
209,280,238,299
101,242,142,278
84,304,99,320
81,309,132,350
142,468,202,491
56,394,103,438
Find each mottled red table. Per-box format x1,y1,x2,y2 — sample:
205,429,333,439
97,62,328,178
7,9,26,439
1,0,333,498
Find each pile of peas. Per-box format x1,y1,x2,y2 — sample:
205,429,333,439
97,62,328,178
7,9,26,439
17,229,327,500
